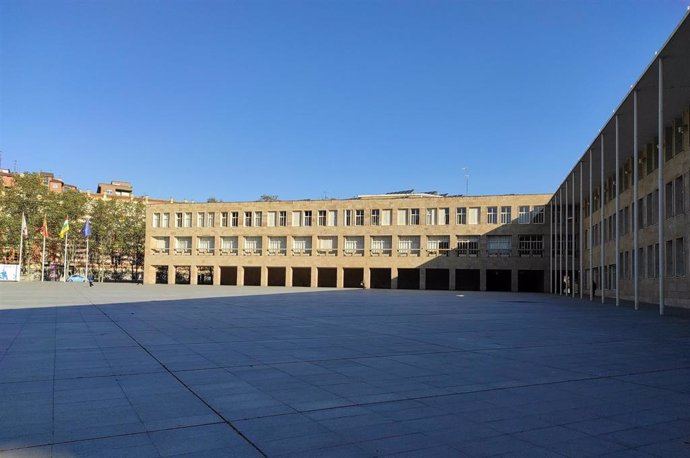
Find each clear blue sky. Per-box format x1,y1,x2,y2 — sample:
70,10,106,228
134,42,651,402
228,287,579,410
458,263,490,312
1,0,687,202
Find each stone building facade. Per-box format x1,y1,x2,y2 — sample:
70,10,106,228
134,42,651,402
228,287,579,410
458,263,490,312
144,193,552,292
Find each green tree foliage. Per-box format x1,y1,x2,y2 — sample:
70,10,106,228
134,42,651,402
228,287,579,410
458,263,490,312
0,173,147,280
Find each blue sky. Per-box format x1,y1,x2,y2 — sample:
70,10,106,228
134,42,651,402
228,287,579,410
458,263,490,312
1,0,687,202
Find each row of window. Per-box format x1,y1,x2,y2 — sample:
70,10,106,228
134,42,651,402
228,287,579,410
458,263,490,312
151,206,546,229
151,234,545,257
616,237,686,278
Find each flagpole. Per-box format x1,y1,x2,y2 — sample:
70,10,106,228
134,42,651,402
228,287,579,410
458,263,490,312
63,232,68,282
85,237,89,281
18,228,24,281
41,232,46,282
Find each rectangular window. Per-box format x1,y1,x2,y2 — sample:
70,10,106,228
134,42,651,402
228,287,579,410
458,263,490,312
397,236,420,255
655,243,660,278
426,208,437,225
327,210,337,226
243,236,262,254
221,212,229,227
468,207,480,225
279,211,287,227
487,235,511,256
355,209,364,226
244,211,252,227
646,193,654,226
303,210,312,227
254,211,262,227
161,213,169,228
397,209,408,226
292,211,301,227
427,236,450,256
666,181,674,218
207,212,215,228
345,209,353,226
638,198,645,228
268,237,286,255
267,211,276,227
183,212,192,228
518,235,543,257
487,207,498,224
381,209,391,226
197,212,205,228
231,212,239,227
677,237,686,276
675,175,685,216
410,208,420,225
500,206,511,224
318,210,327,226
666,240,674,276
456,207,466,225
532,206,545,224
441,208,450,225
674,118,683,155
457,236,479,256
518,206,530,224
371,209,380,226
220,236,238,253
647,245,654,278
152,213,160,228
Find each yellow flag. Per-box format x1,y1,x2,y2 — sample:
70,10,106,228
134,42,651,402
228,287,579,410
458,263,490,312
59,218,70,239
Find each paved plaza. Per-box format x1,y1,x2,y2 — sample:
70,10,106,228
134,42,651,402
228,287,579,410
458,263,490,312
0,283,689,457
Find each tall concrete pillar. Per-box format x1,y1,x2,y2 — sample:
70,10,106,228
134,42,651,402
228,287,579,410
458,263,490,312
190,265,198,285
391,267,398,289
363,267,371,289
419,268,426,290
237,266,245,286
336,267,344,288
260,266,268,287
286,266,293,287
310,267,318,288
213,265,220,286
168,265,175,285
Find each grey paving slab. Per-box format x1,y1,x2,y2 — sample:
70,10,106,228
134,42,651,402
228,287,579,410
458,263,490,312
1,283,689,456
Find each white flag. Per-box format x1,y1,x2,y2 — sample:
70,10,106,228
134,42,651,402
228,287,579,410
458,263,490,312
21,213,28,238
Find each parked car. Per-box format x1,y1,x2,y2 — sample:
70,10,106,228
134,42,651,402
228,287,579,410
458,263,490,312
67,274,87,283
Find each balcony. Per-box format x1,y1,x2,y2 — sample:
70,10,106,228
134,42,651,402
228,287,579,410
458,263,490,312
370,248,392,257
426,248,451,257
219,248,238,256
243,249,263,256
152,247,169,255
397,249,421,257
174,248,192,256
316,249,337,256
519,249,544,257
291,249,312,256
268,249,287,256
343,248,364,257
197,248,215,256
457,249,479,257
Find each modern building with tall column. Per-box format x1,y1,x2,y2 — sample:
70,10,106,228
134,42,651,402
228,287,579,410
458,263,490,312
550,10,690,312
144,11,689,311
144,192,552,292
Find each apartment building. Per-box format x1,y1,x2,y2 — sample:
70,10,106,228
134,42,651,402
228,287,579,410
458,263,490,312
550,11,690,311
144,193,552,292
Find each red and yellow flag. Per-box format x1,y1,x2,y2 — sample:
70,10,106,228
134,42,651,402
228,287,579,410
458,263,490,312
39,216,50,239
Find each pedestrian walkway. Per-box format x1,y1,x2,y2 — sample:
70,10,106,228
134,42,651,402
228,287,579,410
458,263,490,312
0,284,688,457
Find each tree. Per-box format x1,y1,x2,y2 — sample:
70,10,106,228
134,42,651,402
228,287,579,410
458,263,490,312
259,194,279,202
207,197,219,203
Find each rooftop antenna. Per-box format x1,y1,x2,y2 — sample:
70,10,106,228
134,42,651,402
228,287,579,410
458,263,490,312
462,167,469,195
13,160,17,172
